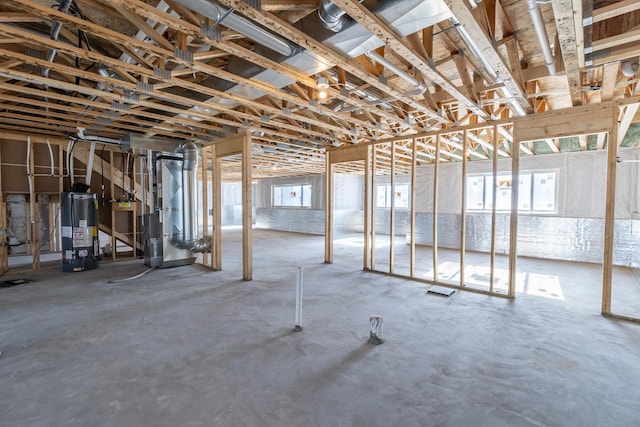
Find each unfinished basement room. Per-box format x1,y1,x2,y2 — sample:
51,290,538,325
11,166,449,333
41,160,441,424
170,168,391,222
1,0,640,425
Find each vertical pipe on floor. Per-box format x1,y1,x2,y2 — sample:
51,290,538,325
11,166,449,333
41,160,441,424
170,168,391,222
294,266,303,331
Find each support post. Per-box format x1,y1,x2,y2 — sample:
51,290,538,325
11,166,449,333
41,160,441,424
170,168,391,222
364,146,372,270
433,135,440,281
0,194,6,274
490,125,498,293
602,106,619,314
460,130,468,287
242,132,252,281
508,126,520,297
0,144,6,274
201,146,210,267
371,145,377,269
410,137,417,278
213,145,222,271
389,142,395,274
29,141,39,270
110,151,115,260
324,152,333,264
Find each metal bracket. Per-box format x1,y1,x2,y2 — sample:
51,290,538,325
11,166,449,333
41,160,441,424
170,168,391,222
153,66,171,80
200,7,234,41
174,48,193,64
137,81,154,92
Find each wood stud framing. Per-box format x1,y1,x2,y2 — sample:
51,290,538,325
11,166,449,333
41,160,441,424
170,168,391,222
1,0,640,321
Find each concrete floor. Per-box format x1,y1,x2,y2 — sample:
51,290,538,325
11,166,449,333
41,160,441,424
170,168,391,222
1,229,640,426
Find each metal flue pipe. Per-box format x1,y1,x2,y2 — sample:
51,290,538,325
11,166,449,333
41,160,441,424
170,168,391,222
177,142,211,253
181,141,199,248
526,0,555,76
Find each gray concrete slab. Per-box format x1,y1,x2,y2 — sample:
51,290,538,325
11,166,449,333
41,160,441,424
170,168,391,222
1,229,639,426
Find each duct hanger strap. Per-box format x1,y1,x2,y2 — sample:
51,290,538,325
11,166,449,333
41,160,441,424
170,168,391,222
201,7,235,39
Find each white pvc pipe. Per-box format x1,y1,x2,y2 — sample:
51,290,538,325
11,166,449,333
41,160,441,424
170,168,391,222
294,266,303,330
85,141,96,186
26,136,35,224
67,139,74,184
46,138,54,176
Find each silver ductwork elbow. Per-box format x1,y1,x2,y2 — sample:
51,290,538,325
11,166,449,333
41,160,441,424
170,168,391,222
182,141,199,171
318,0,349,32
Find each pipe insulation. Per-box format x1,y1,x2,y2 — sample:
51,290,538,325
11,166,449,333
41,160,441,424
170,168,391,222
526,0,555,76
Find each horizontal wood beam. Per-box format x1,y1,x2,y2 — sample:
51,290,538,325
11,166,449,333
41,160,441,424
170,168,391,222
516,103,614,141
592,0,640,24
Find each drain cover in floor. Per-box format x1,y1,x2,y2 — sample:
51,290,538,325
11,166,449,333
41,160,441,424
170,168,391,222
1,278,33,288
427,286,455,297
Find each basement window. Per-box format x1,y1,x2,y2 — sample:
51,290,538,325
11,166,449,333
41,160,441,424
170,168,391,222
466,171,557,213
376,183,410,208
272,184,312,208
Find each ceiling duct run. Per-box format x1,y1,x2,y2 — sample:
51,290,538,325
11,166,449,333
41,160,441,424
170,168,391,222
169,0,453,135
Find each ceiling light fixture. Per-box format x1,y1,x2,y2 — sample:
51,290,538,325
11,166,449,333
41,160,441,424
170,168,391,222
317,76,329,100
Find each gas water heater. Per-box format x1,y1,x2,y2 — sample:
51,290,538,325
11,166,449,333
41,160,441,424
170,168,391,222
61,192,99,272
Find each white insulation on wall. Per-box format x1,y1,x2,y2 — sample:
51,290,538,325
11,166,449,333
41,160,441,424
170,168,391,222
251,147,640,266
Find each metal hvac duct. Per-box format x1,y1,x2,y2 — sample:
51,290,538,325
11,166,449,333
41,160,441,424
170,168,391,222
170,0,296,56
179,141,209,252
169,0,452,115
